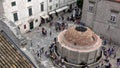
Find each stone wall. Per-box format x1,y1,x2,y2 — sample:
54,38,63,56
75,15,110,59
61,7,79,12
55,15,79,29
0,20,20,46
54,44,103,68
93,1,120,44
0,0,4,18
82,0,120,44
56,42,102,65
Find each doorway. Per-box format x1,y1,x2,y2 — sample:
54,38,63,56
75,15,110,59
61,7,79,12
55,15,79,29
70,4,72,9
29,21,34,29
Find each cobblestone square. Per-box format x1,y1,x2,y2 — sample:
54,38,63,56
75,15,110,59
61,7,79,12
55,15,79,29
21,13,120,68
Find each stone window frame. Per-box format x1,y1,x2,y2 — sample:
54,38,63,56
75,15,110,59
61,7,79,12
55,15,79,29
40,2,44,12
28,6,33,16
11,1,16,7
88,1,95,13
109,10,119,24
12,11,19,22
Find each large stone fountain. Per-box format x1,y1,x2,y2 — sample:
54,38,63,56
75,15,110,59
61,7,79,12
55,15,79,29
54,25,103,68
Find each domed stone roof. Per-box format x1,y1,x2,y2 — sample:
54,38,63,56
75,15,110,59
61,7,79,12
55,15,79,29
64,26,97,46
58,26,102,52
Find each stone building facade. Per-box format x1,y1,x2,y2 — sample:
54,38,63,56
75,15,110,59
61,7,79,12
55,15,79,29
48,0,76,14
0,0,76,33
81,0,120,44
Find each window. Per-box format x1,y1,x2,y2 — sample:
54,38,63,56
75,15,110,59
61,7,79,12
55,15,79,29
49,6,52,10
24,25,26,29
28,0,31,2
28,7,32,16
56,4,58,8
110,15,116,22
88,2,94,13
41,3,44,12
35,19,38,22
49,0,52,2
110,11,118,23
11,1,16,6
13,12,18,21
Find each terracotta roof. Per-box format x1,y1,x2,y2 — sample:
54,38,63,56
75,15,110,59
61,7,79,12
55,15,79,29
109,0,120,3
115,0,120,1
0,33,34,68
64,26,97,46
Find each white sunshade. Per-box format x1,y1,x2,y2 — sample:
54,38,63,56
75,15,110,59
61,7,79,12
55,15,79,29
41,14,49,19
56,6,69,12
49,11,55,14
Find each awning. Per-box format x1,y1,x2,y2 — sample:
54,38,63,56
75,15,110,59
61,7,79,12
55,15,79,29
56,6,69,12
41,15,49,19
49,11,55,14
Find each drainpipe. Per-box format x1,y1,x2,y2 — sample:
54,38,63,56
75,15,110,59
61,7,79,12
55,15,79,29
59,0,60,8
46,0,48,14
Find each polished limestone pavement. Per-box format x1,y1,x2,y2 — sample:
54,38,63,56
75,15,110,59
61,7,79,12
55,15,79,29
22,13,120,68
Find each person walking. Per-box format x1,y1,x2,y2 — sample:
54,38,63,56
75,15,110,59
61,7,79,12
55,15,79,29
50,31,52,36
54,37,57,43
105,62,111,68
55,11,58,16
61,16,64,21
41,47,44,53
117,58,120,68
